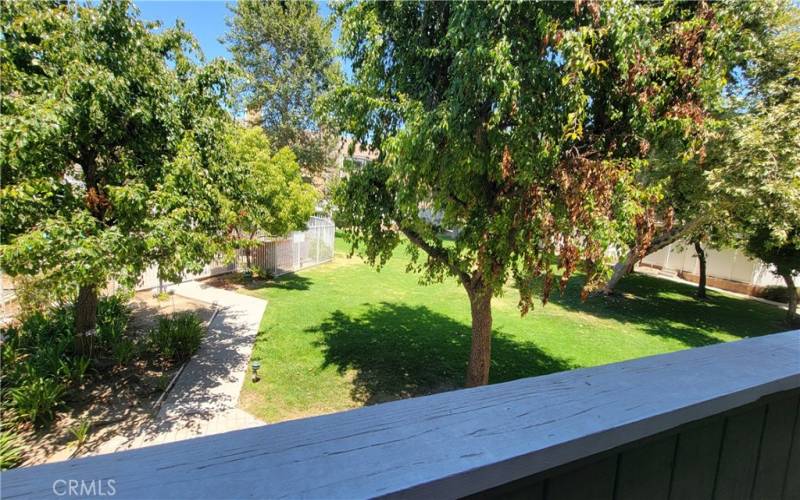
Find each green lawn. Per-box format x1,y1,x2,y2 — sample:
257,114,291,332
238,236,789,423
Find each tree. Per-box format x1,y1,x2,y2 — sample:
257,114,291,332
327,1,760,386
225,0,341,175
223,126,317,268
0,1,237,338
600,1,782,296
711,6,800,324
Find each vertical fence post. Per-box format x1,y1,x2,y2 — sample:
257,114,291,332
316,225,321,264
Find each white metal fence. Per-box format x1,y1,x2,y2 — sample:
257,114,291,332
243,216,335,278
127,216,335,291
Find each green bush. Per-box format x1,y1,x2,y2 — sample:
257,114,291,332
9,377,65,426
0,428,24,470
0,295,132,426
60,356,91,386
758,285,797,304
96,295,131,348
112,338,137,366
0,308,73,389
148,312,204,362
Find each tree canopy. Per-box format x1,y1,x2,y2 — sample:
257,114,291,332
1,1,244,334
223,126,317,268
710,6,800,323
226,0,341,175
327,0,777,386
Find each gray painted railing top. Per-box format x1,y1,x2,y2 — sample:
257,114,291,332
4,330,799,499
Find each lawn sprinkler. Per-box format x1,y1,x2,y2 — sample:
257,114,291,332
251,360,261,382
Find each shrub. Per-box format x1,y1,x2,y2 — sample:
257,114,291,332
1,294,136,427
9,377,66,426
758,285,798,304
0,308,73,389
60,356,91,386
148,312,204,362
96,295,131,349
0,428,24,470
1,305,76,425
12,274,72,319
112,338,137,366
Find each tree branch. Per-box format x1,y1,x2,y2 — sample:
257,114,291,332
399,225,471,285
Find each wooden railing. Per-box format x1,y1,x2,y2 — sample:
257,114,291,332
4,330,799,499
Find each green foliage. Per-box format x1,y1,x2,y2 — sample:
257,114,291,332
0,428,24,470
0,296,131,425
0,0,239,329
8,377,66,426
324,0,777,383
68,418,92,448
328,0,770,301
759,285,799,304
226,0,341,173
96,295,130,348
62,356,91,387
1,309,72,425
112,338,137,366
148,312,204,362
223,126,317,247
12,274,73,318
708,6,800,321
240,236,788,422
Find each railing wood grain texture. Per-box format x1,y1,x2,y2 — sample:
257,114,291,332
3,330,799,499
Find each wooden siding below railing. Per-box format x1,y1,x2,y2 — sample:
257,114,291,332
3,330,799,499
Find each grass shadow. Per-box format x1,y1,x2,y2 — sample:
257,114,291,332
203,273,314,292
539,273,788,348
255,273,314,291
310,302,574,406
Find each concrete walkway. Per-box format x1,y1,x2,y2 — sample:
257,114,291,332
90,281,267,455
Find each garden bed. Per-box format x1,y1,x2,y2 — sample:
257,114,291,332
7,291,214,467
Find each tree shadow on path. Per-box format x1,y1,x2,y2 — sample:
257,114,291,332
310,302,574,406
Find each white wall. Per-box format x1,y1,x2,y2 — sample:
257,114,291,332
640,242,784,288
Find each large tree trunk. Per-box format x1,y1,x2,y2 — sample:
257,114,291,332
694,240,707,300
465,285,493,387
75,285,98,354
602,219,702,295
602,248,636,295
75,285,98,333
780,272,798,325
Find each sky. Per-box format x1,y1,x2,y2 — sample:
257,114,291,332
133,0,336,62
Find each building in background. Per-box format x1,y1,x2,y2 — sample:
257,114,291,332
637,242,785,297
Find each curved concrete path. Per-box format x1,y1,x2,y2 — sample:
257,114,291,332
90,280,267,455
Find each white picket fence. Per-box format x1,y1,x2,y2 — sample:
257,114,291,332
125,217,335,292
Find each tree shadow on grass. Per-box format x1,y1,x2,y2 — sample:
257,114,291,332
540,273,788,348
257,274,314,291
206,273,314,292
310,302,574,406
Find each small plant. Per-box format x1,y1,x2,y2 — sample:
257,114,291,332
9,377,66,426
157,291,170,302
64,356,91,386
155,373,171,392
112,338,137,366
96,295,130,348
0,428,24,470
68,418,92,449
148,312,204,362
